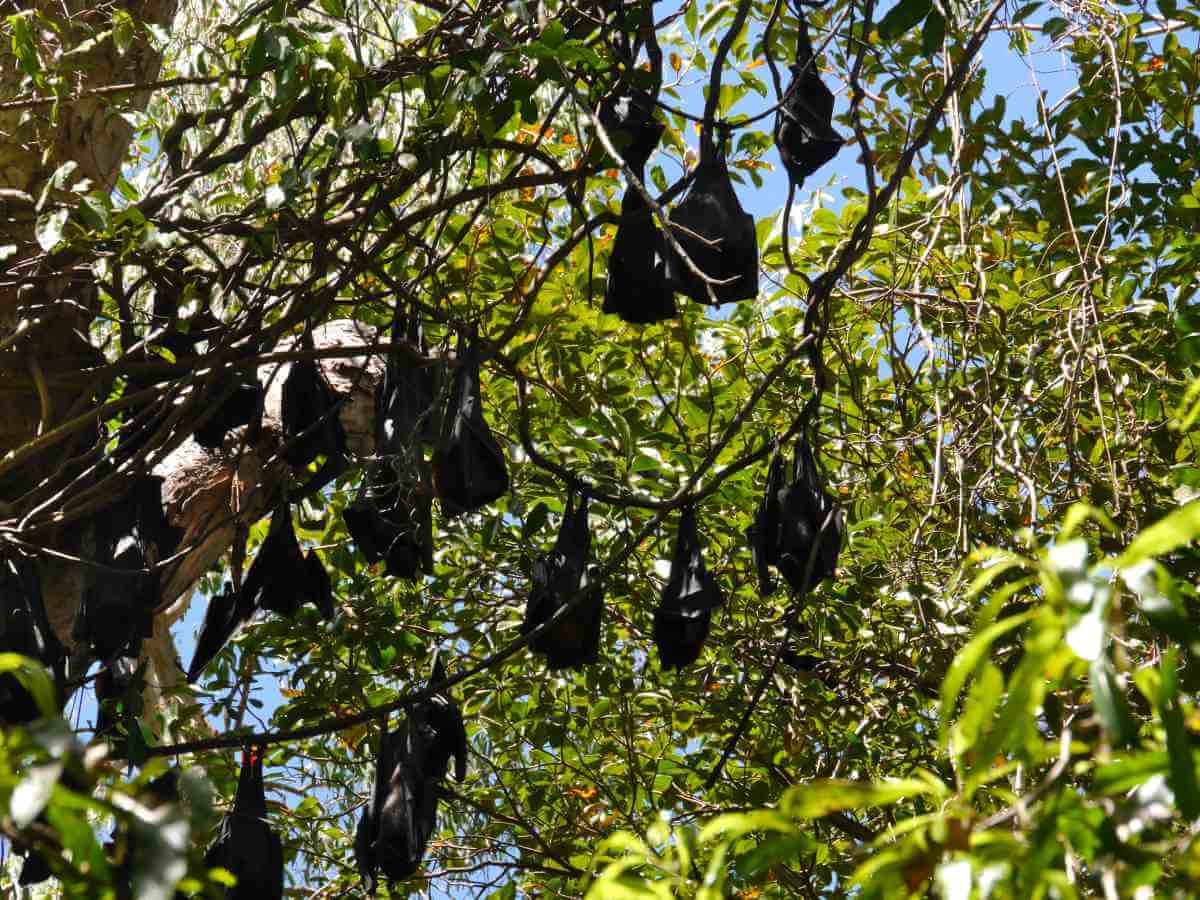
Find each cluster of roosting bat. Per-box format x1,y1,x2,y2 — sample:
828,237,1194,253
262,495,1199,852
0,10,851,892
601,14,842,324
516,434,842,673
185,314,509,685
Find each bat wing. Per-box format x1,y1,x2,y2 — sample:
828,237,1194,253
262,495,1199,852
775,65,844,185
597,90,665,172
252,505,308,618
662,506,725,613
665,159,759,305
652,603,712,670
343,495,388,564
302,550,335,619
746,447,786,596
355,805,378,896
431,333,508,517
187,584,245,682
604,187,676,324
194,376,264,449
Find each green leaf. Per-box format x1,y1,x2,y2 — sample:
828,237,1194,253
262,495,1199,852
939,610,1034,743
734,833,813,879
921,9,945,56
1158,648,1200,818
877,0,933,40
541,21,565,49
35,208,69,252
1089,656,1135,748
8,12,41,78
782,776,944,819
112,8,135,54
1114,501,1200,568
1094,752,1168,795
11,762,63,828
697,810,792,843
0,652,57,719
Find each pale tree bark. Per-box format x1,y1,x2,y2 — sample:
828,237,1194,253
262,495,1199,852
0,2,381,721
1,2,181,660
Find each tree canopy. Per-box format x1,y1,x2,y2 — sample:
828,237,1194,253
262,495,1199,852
3,0,1200,896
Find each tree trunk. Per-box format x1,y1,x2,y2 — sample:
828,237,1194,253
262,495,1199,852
0,4,388,719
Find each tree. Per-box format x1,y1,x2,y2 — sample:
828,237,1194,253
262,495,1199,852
3,0,1200,895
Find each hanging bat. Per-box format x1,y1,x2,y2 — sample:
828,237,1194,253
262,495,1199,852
75,474,183,665
204,748,284,900
417,655,469,784
597,89,665,172
75,532,157,664
522,493,604,669
352,308,442,577
15,841,52,885
103,475,183,565
240,504,336,620
748,436,840,595
193,374,264,450
281,329,348,495
343,464,435,580
356,656,468,895
94,655,144,744
356,722,425,894
377,309,444,452
653,505,725,670
431,329,509,518
0,553,64,724
603,187,676,324
746,443,786,596
774,435,841,594
665,142,759,306
187,582,254,682
774,20,844,189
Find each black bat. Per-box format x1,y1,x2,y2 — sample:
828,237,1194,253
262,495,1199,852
664,138,759,306
349,308,441,577
193,374,264,450
376,309,444,452
431,329,509,518
597,89,664,173
597,87,674,325
281,329,348,495
774,435,841,594
343,466,435,580
104,474,184,564
774,20,844,189
653,505,725,670
187,582,254,682
240,504,336,620
748,436,840,595
746,444,786,596
15,842,52,885
356,657,468,895
0,553,64,724
356,723,426,894
522,493,604,670
75,476,178,664
603,187,676,324
94,655,144,743
205,748,284,900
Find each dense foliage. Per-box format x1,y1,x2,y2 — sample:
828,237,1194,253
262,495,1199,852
3,0,1200,896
